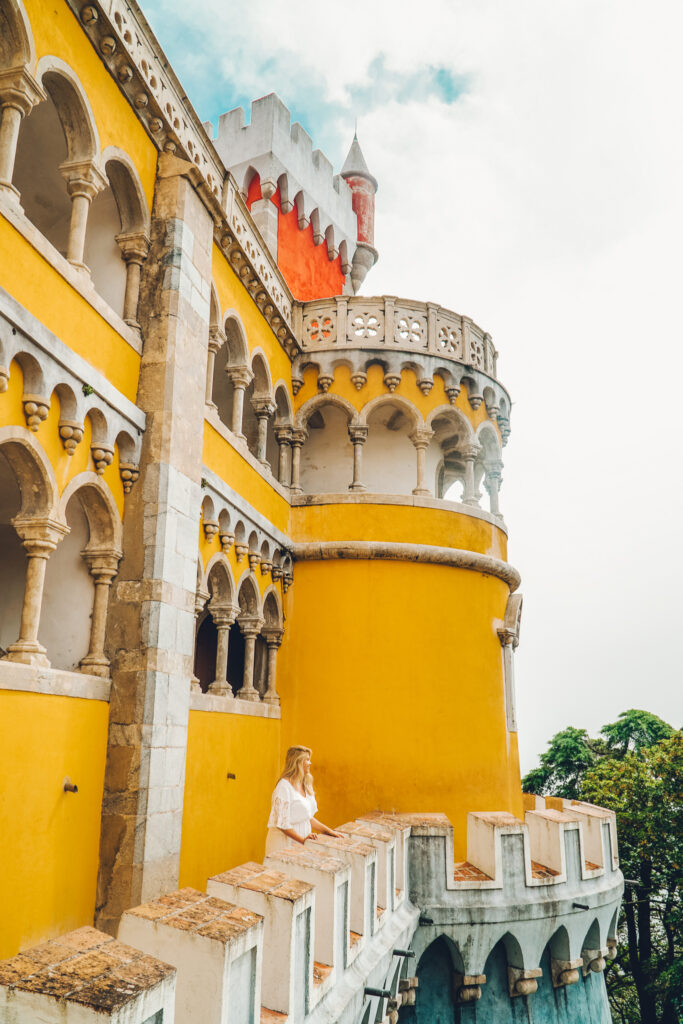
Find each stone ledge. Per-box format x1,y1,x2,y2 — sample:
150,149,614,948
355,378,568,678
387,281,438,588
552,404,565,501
204,408,291,503
0,660,111,701
190,691,281,718
291,491,507,532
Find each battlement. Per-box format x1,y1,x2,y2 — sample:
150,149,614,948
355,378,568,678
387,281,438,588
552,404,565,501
213,94,358,247
0,804,622,1024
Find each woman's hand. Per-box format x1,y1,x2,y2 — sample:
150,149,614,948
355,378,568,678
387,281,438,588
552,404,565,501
304,832,317,842
327,828,344,838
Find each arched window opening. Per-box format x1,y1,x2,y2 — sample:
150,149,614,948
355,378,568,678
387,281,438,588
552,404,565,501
363,401,416,494
83,179,126,312
300,402,353,493
39,492,93,671
212,316,250,436
0,449,25,656
13,85,71,253
193,613,217,693
227,619,245,694
212,340,236,430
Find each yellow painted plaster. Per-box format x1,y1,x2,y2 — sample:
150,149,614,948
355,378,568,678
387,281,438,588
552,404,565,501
197,514,283,600
289,502,508,561
0,220,142,401
0,690,109,958
202,423,290,535
278,559,523,858
179,710,281,890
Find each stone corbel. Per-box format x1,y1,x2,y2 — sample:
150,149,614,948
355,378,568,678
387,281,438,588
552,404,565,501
383,371,401,392
551,958,582,988
219,530,234,553
119,462,140,493
0,365,9,391
23,395,49,431
350,370,367,391
202,518,219,542
59,420,84,455
234,543,249,562
417,377,433,395
248,552,260,572
91,442,114,475
581,948,608,977
508,966,542,997
453,973,485,1003
445,383,461,404
606,938,618,961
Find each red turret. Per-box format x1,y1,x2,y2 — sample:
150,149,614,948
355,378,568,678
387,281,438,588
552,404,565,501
341,134,378,292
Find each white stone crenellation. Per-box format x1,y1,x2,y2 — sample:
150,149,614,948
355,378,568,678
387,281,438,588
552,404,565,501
213,93,358,265
0,802,623,1024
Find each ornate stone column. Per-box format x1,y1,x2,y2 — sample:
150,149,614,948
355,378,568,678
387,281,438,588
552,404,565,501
4,516,68,667
227,365,253,439
289,427,307,494
209,606,237,696
79,548,122,677
238,616,263,702
190,583,209,693
348,424,368,492
116,231,150,328
0,67,45,201
205,325,225,408
252,397,275,469
263,627,283,705
274,425,292,486
61,159,107,269
483,460,503,517
462,442,482,507
497,625,518,732
410,426,434,496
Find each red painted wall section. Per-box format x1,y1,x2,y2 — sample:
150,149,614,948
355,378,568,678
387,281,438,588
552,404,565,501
246,175,346,301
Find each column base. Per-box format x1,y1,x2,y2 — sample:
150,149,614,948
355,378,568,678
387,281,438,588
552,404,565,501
78,656,111,678
263,692,280,706
412,488,431,497
0,181,22,207
5,641,50,668
190,676,202,693
209,682,233,697
348,483,367,492
238,688,260,703
258,459,271,471
67,258,90,276
463,498,480,507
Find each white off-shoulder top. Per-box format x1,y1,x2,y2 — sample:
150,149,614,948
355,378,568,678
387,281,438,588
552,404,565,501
265,778,318,855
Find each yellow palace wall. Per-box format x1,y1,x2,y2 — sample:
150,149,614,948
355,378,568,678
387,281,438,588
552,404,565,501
0,691,109,959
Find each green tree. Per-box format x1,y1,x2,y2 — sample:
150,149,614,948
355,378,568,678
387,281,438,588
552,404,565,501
523,712,682,1024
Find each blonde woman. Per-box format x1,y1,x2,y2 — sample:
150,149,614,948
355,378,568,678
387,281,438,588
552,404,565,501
265,746,343,855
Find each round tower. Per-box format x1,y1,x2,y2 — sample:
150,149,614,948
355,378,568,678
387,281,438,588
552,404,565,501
341,134,379,292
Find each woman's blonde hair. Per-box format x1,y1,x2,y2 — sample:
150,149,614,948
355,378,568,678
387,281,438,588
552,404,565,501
280,745,313,795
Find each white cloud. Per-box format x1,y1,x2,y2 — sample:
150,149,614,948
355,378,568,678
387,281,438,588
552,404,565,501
142,0,683,766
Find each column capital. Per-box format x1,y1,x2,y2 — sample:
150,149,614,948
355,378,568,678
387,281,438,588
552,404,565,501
11,514,69,553
238,615,264,638
208,324,227,354
208,603,238,628
82,546,123,581
274,425,293,445
484,459,503,479
497,626,518,649
348,424,369,445
251,396,275,419
115,229,150,265
0,65,46,116
60,158,107,200
410,426,434,449
227,364,253,390
290,426,308,447
263,627,284,648
462,442,482,462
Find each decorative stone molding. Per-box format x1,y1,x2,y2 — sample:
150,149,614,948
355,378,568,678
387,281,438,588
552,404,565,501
79,547,122,677
59,419,84,455
234,543,248,562
383,372,401,392
219,530,234,553
0,66,46,199
581,948,608,976
350,370,367,391
116,230,150,328
91,442,114,475
23,395,49,431
248,552,261,572
0,365,9,391
293,541,521,592
61,159,108,269
203,518,219,542
508,966,542,997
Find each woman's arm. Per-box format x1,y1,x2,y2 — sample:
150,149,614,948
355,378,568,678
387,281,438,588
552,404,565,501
278,827,311,845
310,817,344,838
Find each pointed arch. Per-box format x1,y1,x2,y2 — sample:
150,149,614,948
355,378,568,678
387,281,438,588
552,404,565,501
58,472,122,551
224,312,249,366
0,0,36,70
237,571,262,618
250,348,272,397
262,586,283,628
0,425,58,517
35,56,99,162
101,146,150,234
206,553,236,610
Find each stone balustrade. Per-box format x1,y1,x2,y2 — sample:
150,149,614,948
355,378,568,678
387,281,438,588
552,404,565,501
298,295,498,379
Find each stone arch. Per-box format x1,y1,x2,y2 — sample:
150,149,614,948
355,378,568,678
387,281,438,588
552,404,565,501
57,473,123,552
360,394,423,496
243,349,273,462
52,380,79,423
582,917,602,952
428,404,475,501
0,425,58,517
85,405,111,447
212,312,250,434
273,381,292,425
0,0,35,70
237,571,262,618
262,586,283,629
409,936,462,1023
224,312,249,366
297,393,356,494
35,56,99,162
193,554,237,693
250,349,272,397
548,924,571,961
12,348,45,397
209,282,221,329
206,554,236,610
101,147,149,234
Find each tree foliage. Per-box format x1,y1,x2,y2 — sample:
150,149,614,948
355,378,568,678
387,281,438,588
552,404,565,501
523,711,682,1024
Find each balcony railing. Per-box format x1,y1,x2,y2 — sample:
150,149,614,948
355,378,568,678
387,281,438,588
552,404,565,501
298,296,498,379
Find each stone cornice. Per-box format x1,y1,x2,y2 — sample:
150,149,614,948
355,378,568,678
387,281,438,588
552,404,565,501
66,0,300,360
293,541,521,591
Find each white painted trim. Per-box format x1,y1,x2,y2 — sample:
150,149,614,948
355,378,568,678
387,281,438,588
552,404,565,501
0,660,111,700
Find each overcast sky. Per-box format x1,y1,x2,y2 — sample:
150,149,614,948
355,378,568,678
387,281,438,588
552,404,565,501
140,0,683,770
